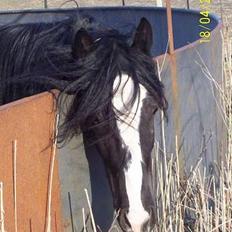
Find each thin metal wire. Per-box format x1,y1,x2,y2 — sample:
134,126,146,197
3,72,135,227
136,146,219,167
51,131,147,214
59,0,79,8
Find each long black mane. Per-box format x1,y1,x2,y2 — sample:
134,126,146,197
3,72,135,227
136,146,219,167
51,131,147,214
0,18,167,144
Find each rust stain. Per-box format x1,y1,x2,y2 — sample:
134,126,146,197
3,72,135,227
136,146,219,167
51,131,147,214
0,92,63,231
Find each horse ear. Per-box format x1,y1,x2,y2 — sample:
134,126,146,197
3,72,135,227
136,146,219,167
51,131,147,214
132,17,153,54
72,28,94,59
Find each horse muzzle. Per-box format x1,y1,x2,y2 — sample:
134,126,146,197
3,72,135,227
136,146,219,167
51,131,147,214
117,207,156,232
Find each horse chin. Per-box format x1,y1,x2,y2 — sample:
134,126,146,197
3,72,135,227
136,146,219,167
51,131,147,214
117,207,156,232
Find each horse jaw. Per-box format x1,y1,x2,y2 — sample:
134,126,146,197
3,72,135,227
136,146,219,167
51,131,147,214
113,74,149,231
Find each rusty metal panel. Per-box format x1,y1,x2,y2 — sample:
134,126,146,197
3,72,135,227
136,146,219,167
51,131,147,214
0,92,63,231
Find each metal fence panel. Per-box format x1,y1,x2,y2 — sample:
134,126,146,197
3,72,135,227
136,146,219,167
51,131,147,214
0,92,63,231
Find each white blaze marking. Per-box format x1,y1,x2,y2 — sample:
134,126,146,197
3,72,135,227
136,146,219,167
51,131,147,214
113,74,149,231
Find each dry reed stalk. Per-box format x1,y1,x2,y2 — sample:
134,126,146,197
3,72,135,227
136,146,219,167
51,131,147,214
12,140,18,232
82,208,87,232
156,60,167,156
108,210,120,232
45,113,60,232
0,182,5,232
84,188,97,232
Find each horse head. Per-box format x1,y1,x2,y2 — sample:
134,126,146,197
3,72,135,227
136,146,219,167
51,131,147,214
68,17,167,231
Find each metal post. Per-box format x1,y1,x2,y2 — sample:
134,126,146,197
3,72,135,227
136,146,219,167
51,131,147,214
186,0,190,9
165,0,184,176
44,0,48,8
166,0,175,55
122,0,125,6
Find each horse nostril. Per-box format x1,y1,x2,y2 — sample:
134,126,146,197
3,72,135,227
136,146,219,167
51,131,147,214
118,208,133,232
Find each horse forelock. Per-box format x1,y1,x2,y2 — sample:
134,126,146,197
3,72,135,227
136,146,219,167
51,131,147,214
57,35,167,144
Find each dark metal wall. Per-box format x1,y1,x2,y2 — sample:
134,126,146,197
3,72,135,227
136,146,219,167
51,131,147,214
0,7,219,56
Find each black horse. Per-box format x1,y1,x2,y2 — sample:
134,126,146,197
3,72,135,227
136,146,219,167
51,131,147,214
0,17,167,231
